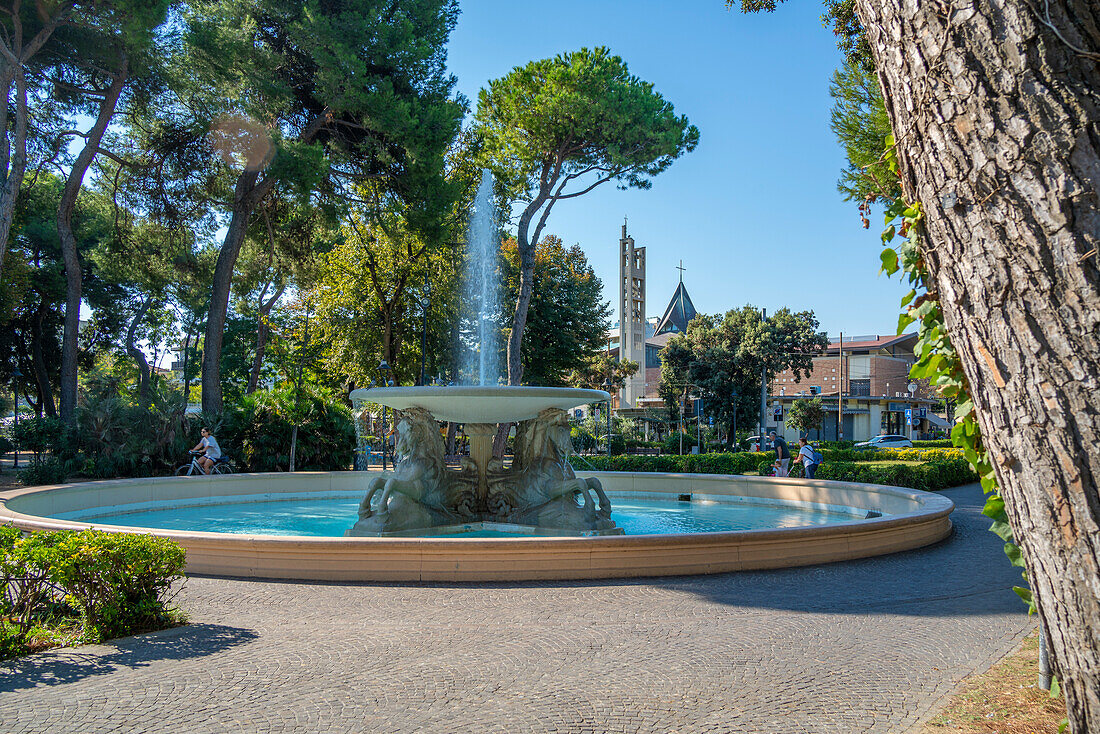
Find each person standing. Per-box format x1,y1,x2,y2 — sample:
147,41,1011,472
795,436,819,479
769,429,790,477
190,427,222,475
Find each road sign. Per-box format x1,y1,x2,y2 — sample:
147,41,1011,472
919,407,927,417
904,408,912,422
708,416,714,427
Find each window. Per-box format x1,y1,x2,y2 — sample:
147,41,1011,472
849,379,870,396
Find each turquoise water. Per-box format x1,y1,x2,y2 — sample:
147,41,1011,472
69,494,865,537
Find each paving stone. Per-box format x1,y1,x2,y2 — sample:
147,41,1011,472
0,484,1031,733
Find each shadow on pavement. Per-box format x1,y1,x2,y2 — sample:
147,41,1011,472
0,623,258,692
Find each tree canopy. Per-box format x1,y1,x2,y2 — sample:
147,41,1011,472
659,306,828,450
473,46,698,385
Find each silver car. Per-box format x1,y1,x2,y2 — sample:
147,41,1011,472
854,434,914,450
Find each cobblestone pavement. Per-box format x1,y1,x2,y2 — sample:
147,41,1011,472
1,484,1032,733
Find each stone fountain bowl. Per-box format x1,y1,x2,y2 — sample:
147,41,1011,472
347,386,610,424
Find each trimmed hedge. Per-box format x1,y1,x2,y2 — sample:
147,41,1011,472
1,527,187,659
568,451,978,491
820,447,964,463
571,452,775,475
912,439,953,448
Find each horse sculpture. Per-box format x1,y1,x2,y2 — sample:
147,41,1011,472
489,408,615,532
347,407,471,535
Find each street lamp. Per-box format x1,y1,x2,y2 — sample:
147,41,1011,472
379,360,392,471
11,365,21,469
602,378,613,458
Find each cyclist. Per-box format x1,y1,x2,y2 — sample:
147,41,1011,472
189,427,222,475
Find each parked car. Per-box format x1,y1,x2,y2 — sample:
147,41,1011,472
853,434,914,450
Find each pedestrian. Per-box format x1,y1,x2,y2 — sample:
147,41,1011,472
769,429,790,477
795,436,820,479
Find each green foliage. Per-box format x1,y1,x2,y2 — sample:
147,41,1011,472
786,397,825,435
223,386,355,472
475,46,699,202
574,452,785,475
18,458,69,487
1,528,186,655
829,58,900,204
912,439,953,448
11,417,65,458
572,451,975,490
659,305,829,448
65,380,199,479
502,236,612,386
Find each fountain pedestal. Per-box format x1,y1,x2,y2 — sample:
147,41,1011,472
346,387,620,537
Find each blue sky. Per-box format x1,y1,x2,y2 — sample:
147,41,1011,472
445,0,907,338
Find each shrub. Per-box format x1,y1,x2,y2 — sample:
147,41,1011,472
3,528,186,648
18,457,68,486
11,416,65,459
661,432,697,455
912,439,953,448
570,425,596,453
569,452,977,490
224,386,356,472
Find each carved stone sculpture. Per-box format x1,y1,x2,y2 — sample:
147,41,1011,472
347,404,619,536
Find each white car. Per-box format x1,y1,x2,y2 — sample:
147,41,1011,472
854,434,914,450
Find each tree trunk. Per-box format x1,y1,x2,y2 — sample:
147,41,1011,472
289,424,298,472
29,300,55,418
0,66,26,275
857,1,1100,729
506,198,546,385
125,295,153,409
246,281,285,394
200,168,269,414
57,56,128,425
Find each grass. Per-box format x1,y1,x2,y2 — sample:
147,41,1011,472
924,628,1067,733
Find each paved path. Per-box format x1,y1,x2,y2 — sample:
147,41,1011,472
1,484,1031,733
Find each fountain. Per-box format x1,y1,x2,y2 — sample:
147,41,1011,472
347,170,621,537
0,170,956,581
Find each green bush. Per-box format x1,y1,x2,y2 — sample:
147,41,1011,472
571,451,774,475
18,457,68,486
661,432,697,455
223,386,356,472
569,451,977,490
11,416,65,458
912,439,953,448
570,425,596,453
2,528,186,653
0,436,14,459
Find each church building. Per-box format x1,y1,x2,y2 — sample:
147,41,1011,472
608,223,698,415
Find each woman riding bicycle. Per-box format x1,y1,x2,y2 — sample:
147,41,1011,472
189,427,222,475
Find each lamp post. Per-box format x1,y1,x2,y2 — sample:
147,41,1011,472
11,365,21,469
379,360,392,471
602,378,613,457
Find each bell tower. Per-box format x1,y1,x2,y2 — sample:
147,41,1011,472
619,221,646,408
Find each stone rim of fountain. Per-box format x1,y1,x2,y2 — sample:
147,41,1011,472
348,385,610,424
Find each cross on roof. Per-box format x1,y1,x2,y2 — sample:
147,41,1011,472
676,260,686,282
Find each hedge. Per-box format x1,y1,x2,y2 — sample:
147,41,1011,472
1,527,187,659
569,451,978,491
571,452,774,475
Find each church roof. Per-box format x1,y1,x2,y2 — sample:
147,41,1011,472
654,281,698,335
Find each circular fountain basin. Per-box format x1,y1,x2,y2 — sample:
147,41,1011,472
348,385,610,423
0,472,953,582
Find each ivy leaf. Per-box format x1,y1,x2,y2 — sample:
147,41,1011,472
897,312,916,334
990,519,1016,543
882,224,896,243
982,494,1006,519
880,248,899,275
1049,676,1061,699
900,289,917,308
1004,541,1025,568
1013,585,1034,608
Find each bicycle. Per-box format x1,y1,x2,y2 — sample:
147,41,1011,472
176,451,234,476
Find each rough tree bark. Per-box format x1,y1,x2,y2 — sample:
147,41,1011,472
125,295,153,409
856,1,1099,729
201,110,328,414
29,300,55,417
0,1,72,276
57,55,128,424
